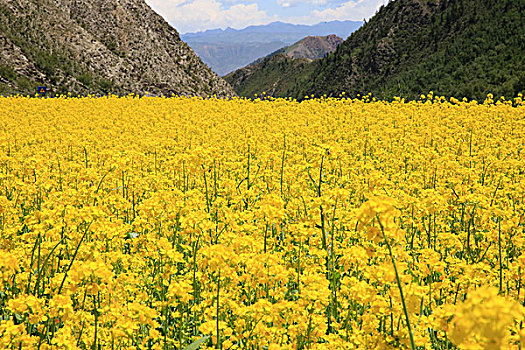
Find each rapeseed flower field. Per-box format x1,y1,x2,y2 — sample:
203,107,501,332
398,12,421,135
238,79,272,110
1,94,525,349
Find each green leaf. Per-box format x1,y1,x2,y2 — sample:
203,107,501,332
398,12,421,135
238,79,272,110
183,336,210,350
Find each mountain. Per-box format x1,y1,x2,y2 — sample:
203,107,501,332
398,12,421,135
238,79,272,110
185,41,287,77
278,35,343,61
182,21,362,44
0,0,234,97
300,0,525,100
229,0,525,101
181,20,362,76
224,35,342,97
224,55,314,98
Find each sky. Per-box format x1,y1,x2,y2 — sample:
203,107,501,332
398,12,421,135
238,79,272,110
145,0,390,34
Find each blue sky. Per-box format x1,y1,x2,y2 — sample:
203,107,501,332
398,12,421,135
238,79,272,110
145,0,390,34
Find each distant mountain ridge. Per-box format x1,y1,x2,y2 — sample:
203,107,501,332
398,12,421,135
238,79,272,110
182,21,362,44
0,0,234,96
224,35,343,97
226,0,525,101
181,20,362,76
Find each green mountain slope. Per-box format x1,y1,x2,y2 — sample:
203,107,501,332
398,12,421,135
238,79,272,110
224,35,342,97
229,0,525,101
0,0,234,96
302,0,525,100
225,54,315,98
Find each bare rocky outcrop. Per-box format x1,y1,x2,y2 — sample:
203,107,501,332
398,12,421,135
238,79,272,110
283,35,343,61
0,0,235,96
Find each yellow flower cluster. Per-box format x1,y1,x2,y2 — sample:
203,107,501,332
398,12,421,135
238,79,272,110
0,94,525,349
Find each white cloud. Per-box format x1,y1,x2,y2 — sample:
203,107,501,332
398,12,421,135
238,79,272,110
146,0,390,33
276,0,337,7
145,0,275,33
288,0,388,23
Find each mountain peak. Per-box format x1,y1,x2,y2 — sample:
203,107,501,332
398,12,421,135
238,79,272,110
282,35,344,60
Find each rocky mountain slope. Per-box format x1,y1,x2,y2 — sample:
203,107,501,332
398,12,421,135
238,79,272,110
224,35,342,97
277,35,343,61
182,21,361,76
229,0,525,101
0,0,234,96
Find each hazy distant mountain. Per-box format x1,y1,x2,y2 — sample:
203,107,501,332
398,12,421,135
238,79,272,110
182,21,362,44
186,41,287,77
181,20,362,76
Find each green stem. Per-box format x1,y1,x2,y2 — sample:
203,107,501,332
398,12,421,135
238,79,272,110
376,215,416,350
58,220,94,295
498,217,503,293
216,270,221,349
280,136,286,198
92,292,99,350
